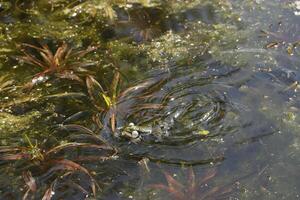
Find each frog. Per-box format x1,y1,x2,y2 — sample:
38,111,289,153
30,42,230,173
118,96,220,143
119,122,153,143
119,121,172,143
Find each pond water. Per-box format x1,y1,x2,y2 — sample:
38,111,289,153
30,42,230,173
0,0,300,199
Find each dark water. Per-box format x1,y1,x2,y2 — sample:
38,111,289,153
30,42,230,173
0,0,300,200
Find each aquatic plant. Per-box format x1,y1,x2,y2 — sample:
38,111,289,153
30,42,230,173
0,134,116,199
0,75,14,93
86,68,120,132
0,0,282,199
260,22,300,55
16,42,98,89
114,6,165,42
150,168,235,200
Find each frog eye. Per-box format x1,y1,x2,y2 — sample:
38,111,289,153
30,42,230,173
132,130,139,138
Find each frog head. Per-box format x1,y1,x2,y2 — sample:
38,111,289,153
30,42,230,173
119,123,142,142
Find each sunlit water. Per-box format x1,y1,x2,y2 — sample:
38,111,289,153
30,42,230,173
1,0,300,200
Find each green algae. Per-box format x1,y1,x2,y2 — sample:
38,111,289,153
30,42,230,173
0,0,244,66
0,111,41,135
0,0,299,199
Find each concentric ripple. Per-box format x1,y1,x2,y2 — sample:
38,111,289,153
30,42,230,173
103,60,240,164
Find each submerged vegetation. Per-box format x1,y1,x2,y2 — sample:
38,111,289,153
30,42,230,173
150,168,236,200
0,133,116,199
0,0,299,199
16,42,99,89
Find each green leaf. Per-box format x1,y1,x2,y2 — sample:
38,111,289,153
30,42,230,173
198,130,210,136
101,93,112,108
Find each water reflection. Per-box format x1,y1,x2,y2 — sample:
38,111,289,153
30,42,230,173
107,4,217,43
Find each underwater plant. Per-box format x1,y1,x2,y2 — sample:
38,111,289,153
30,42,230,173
114,6,165,42
0,75,14,93
260,22,300,55
85,68,120,132
150,168,236,200
16,42,98,89
0,134,116,199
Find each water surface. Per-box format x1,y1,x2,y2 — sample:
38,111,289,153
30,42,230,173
0,0,300,199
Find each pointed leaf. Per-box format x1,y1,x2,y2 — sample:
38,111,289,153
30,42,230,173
56,124,108,144
86,76,106,111
44,92,86,99
198,168,217,186
164,172,184,191
102,93,112,107
23,171,37,192
188,167,196,194
45,142,113,156
42,181,56,200
150,184,185,200
48,159,97,196
0,153,30,161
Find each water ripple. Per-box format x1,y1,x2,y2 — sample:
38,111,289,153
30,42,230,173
104,61,241,164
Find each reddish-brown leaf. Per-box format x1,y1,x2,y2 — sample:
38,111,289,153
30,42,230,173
198,168,217,186
42,181,56,200
164,172,184,191
57,124,108,144
150,184,185,200
0,147,23,153
48,159,97,196
187,167,196,195
86,75,106,111
0,153,30,160
23,171,37,192
45,142,113,156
